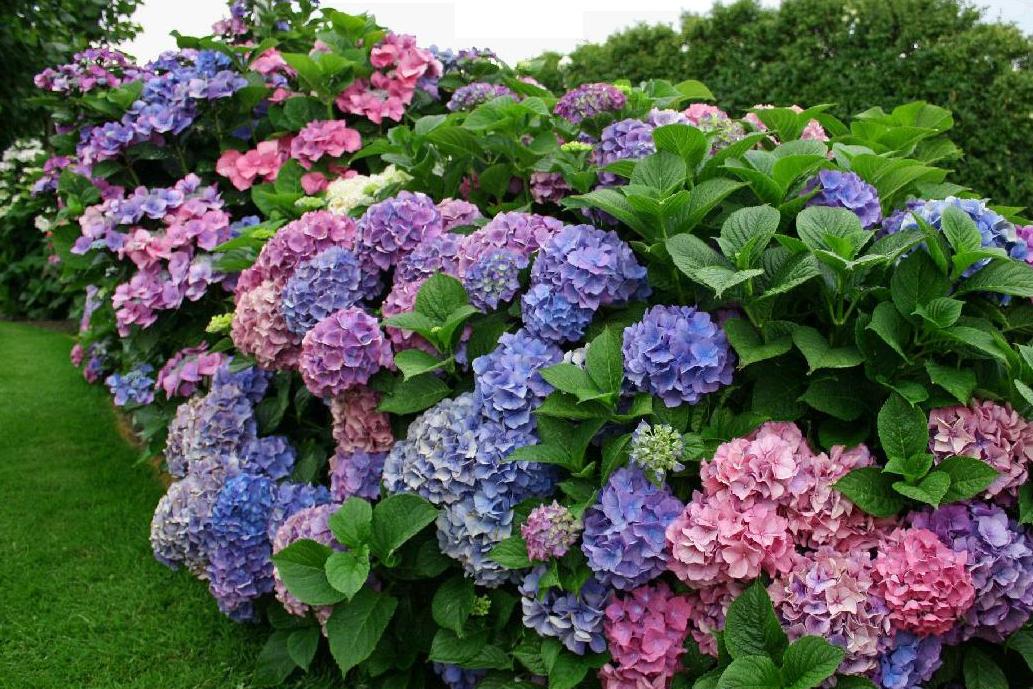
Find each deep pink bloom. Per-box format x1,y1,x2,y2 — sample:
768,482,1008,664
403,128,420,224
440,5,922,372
290,120,362,169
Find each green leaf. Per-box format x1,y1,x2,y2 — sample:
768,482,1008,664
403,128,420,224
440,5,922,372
370,494,438,563
834,467,907,517
781,636,845,689
287,626,320,671
432,576,477,636
329,497,373,549
564,188,655,240
940,205,983,254
963,647,1008,689
723,581,788,661
831,677,877,689
540,640,597,689
325,548,370,599
717,205,781,269
631,151,687,194
653,124,708,170
942,325,1012,363
431,630,512,670
865,302,911,361
393,348,447,380
796,206,867,258
1021,482,1033,525
760,248,821,298
383,310,438,337
937,455,998,502
884,452,933,482
890,251,950,316
415,273,469,323
272,540,346,606
255,631,297,686
601,432,632,480
877,394,929,461
723,319,792,368
325,588,398,676
799,376,866,421
912,297,963,329
956,259,1033,298
585,328,624,394
682,178,747,232
489,535,532,569
378,373,450,415
674,79,715,100
539,363,597,399
893,471,950,506
716,656,782,689
1007,629,1033,672
667,233,731,282
792,327,864,373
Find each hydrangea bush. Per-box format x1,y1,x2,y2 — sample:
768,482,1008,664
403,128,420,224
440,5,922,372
21,2,1033,688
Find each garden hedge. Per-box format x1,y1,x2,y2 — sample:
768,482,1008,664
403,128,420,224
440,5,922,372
14,1,1033,687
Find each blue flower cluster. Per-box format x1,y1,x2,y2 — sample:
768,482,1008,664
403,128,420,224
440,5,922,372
462,249,527,311
593,118,656,186
434,663,486,689
521,284,595,344
581,466,683,590
876,632,942,689
472,331,561,433
104,363,156,406
805,170,882,229
280,247,379,334
622,304,734,407
446,82,514,111
519,566,608,655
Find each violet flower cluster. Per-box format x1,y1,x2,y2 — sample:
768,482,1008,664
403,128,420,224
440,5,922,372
519,566,608,655
35,48,150,94
105,364,156,407
553,83,627,124
805,170,882,228
446,82,514,111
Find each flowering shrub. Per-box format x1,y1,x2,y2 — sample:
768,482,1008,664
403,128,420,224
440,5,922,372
16,1,1033,687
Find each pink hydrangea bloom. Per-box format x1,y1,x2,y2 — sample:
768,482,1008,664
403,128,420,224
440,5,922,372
156,344,226,398
700,421,814,503
873,527,976,635
929,400,1033,501
683,582,742,657
330,387,394,455
272,504,337,624
600,582,692,689
70,342,85,366
335,33,441,124
290,120,362,169
231,280,303,370
301,172,328,195
298,307,393,398
251,48,295,77
770,548,891,676
682,103,729,125
216,137,292,191
436,198,483,231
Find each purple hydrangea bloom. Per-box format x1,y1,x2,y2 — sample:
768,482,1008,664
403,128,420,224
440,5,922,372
281,247,381,334
531,224,648,311
268,481,333,541
436,497,515,587
299,307,393,398
330,449,387,501
469,421,556,519
164,383,259,477
437,198,483,231
519,566,608,655
395,232,463,283
581,466,683,590
463,249,528,311
554,83,626,124
529,171,573,205
910,502,1033,642
104,364,156,406
150,472,222,574
876,632,942,689
446,82,514,111
210,361,271,403
593,118,656,185
206,473,278,621
357,191,443,270
805,170,882,229
520,284,594,344
242,435,296,481
646,108,691,127
456,211,564,273
472,331,561,433
881,200,924,236
434,663,486,689
622,305,735,407
522,501,581,561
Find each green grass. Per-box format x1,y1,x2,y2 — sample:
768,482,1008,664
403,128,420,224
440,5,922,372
0,322,335,688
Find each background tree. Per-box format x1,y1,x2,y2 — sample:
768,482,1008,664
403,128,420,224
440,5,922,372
0,0,142,149
525,0,1033,209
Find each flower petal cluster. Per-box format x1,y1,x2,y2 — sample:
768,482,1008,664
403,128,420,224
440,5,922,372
522,501,581,561
216,137,292,191
335,33,442,123
232,280,304,369
272,504,338,620
330,449,387,501
529,172,572,205
156,344,226,398
456,211,563,273
582,466,683,590
622,304,734,407
330,388,395,454
462,249,528,311
519,566,608,655
324,165,411,215
446,82,514,111
593,119,655,185
357,190,443,270
433,664,485,689
629,422,685,483
290,120,362,168
437,198,483,231
554,83,627,124
472,331,561,433
683,582,743,657
875,632,943,689
298,307,393,398
520,284,594,344
805,170,882,228
281,246,379,334
105,364,156,406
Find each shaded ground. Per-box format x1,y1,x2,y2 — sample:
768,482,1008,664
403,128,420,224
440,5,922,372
0,322,333,688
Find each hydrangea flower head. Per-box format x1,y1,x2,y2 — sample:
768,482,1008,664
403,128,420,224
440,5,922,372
446,82,514,111
434,663,485,689
554,83,626,124
330,388,394,454
530,171,572,205
298,307,393,398
472,331,561,433
231,279,303,369
357,191,443,270
156,344,226,398
330,449,387,501
281,246,380,334
456,211,564,273
272,504,337,621
805,170,882,228
593,118,655,185
520,284,594,344
629,422,685,483
875,632,942,689
623,304,734,407
521,501,581,561
290,120,362,168
462,249,527,311
519,566,607,655
105,364,156,406
683,582,743,657
582,466,683,590
437,198,483,231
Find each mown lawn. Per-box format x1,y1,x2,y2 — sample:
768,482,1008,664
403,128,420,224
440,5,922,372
0,322,335,689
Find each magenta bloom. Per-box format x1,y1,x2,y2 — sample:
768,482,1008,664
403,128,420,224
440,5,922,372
216,137,291,191
873,527,976,636
156,344,226,398
299,308,393,398
521,501,580,561
290,120,362,169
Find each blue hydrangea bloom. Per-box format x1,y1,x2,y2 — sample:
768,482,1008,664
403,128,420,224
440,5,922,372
581,466,683,590
446,82,514,111
105,364,156,406
531,224,648,311
622,304,735,407
520,284,594,344
210,360,271,403
469,421,556,519
436,498,515,587
472,330,561,434
519,566,608,655
280,247,381,334
268,481,333,541
877,632,942,689
805,170,882,229
434,663,486,689
593,118,655,185
242,435,296,480
463,249,528,311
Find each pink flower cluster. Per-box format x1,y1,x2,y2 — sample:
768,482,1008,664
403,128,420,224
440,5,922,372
298,307,393,398
231,280,304,369
682,582,742,657
250,48,296,103
335,33,442,124
290,120,362,169
599,582,692,689
156,344,227,398
929,399,1033,501
216,137,292,191
330,388,394,455
872,528,975,635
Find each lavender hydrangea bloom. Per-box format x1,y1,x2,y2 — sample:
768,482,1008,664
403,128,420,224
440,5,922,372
463,249,528,311
520,284,594,344
522,501,581,561
210,361,271,403
469,421,556,518
622,305,735,407
105,364,156,406
446,82,514,111
267,481,333,541
531,224,648,311
395,233,463,283
911,502,1033,642
436,498,515,587
646,108,691,127
593,118,656,185
281,247,380,334
434,663,486,689
805,170,882,229
472,331,561,433
150,472,221,573
357,191,443,270
881,201,923,237
876,633,942,689
554,83,626,124
298,307,393,398
437,198,483,231
519,566,608,655
330,449,387,501
581,466,683,590
242,435,296,480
